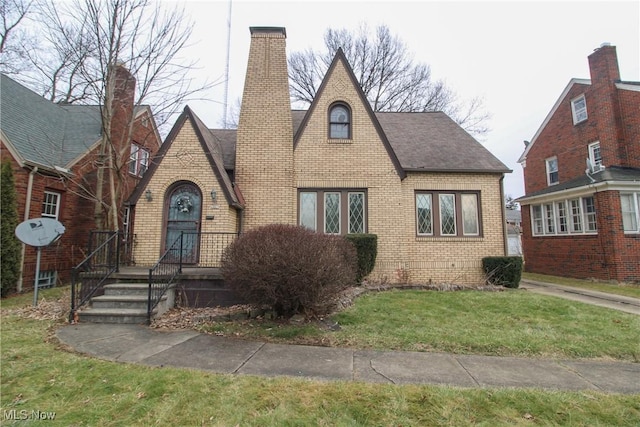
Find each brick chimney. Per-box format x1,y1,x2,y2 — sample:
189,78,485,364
235,27,294,229
587,44,627,166
109,63,136,153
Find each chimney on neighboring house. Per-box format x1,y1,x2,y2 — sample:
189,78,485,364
109,62,136,154
235,27,294,230
587,43,627,166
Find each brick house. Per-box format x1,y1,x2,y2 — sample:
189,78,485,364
517,43,640,282
129,27,510,286
1,66,161,292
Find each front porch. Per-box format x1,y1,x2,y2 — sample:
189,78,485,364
70,231,241,325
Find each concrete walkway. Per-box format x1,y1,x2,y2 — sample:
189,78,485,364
57,281,640,395
520,279,640,315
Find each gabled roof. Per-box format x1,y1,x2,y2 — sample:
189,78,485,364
518,78,590,164
129,106,242,209
212,110,510,174
0,73,102,171
376,112,510,172
292,48,407,179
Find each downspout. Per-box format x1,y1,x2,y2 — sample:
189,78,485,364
17,166,38,292
499,174,508,256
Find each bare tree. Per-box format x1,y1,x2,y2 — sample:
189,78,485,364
0,0,36,74
288,24,490,137
15,0,215,230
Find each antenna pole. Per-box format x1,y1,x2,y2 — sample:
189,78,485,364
222,0,233,128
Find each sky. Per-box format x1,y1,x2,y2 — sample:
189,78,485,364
173,0,640,201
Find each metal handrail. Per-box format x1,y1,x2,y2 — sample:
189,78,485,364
147,233,183,324
69,231,120,323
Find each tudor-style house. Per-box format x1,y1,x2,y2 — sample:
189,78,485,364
129,26,510,291
517,43,640,282
1,66,161,293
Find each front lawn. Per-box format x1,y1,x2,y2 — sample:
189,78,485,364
1,287,639,426
200,289,640,361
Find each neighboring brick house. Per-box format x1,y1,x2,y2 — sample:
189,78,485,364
130,26,510,285
517,43,640,282
1,66,161,292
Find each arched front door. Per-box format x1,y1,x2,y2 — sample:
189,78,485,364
164,182,201,264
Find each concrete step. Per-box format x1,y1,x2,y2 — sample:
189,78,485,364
91,294,166,310
77,307,152,324
104,283,149,296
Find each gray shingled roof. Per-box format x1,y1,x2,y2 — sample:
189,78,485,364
211,110,510,174
1,74,102,169
518,166,640,200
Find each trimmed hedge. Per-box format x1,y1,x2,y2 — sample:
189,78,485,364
344,234,377,283
482,256,523,288
221,224,357,317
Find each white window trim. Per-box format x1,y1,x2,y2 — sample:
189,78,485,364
621,192,640,234
588,141,603,169
42,191,61,219
546,157,559,186
530,196,597,237
129,143,150,177
571,94,587,124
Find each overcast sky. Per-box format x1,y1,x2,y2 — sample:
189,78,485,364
175,0,640,200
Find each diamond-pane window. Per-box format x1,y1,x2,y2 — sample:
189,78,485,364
348,192,365,234
416,194,433,235
324,193,341,234
300,192,317,231
439,194,456,235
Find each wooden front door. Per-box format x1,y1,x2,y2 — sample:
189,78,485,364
164,182,201,264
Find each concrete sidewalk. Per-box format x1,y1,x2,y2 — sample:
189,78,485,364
520,280,640,315
56,323,640,394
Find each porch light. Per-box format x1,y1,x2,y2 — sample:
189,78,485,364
145,189,153,202
210,189,217,202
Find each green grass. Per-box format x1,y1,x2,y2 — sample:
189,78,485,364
200,290,640,361
522,272,640,298
2,287,639,426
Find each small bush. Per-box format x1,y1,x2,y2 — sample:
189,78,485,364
482,256,523,288
344,234,377,283
221,224,357,317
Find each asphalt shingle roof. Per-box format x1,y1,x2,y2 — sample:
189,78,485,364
211,110,510,174
1,74,102,169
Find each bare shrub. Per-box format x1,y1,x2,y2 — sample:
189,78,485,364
221,224,357,317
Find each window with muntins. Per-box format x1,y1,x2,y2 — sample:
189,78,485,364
530,196,597,236
415,191,481,237
571,95,587,124
298,189,366,235
546,157,558,185
621,193,640,233
588,141,603,168
42,191,60,219
129,143,150,177
329,104,351,139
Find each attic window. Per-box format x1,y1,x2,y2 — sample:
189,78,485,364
571,95,587,124
329,103,351,139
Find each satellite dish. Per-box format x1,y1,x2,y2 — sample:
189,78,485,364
15,217,66,247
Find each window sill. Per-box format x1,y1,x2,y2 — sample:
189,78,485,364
415,236,484,242
327,138,353,144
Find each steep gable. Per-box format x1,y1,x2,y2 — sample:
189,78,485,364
128,106,241,209
294,49,406,180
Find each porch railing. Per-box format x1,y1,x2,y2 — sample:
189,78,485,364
69,231,121,323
